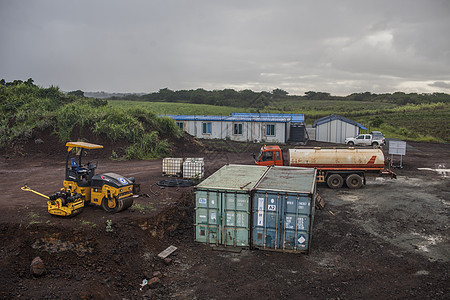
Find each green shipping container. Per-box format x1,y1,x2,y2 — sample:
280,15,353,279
195,164,268,247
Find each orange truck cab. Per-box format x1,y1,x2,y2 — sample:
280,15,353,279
254,145,284,166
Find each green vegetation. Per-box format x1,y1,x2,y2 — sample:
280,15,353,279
80,220,97,228
28,211,41,226
29,211,40,219
109,87,272,108
263,100,449,143
2,78,448,147
365,108,449,143
105,219,113,232
131,203,154,213
114,95,449,143
0,79,182,159
108,100,255,115
111,87,450,107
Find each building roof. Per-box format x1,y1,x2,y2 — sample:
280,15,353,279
163,114,293,123
232,113,304,123
312,114,368,130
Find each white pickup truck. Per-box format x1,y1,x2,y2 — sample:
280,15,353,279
345,132,385,147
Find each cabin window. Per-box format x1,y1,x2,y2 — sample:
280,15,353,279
233,123,243,135
275,151,281,161
261,151,273,162
202,122,212,134
176,122,184,130
266,124,275,136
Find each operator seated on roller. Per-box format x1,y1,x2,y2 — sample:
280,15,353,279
71,158,86,173
71,158,89,184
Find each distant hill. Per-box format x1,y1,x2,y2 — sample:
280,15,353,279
84,91,146,99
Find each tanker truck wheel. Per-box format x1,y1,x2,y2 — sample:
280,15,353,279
327,174,343,189
346,174,363,189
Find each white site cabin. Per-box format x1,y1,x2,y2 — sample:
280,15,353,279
165,113,306,144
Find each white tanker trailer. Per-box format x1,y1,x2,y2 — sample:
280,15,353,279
254,145,396,189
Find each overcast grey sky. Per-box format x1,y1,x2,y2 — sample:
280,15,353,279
1,0,449,95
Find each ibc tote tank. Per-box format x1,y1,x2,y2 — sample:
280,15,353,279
162,158,184,176
288,148,385,170
183,158,204,179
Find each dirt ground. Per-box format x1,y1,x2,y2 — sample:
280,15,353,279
0,139,448,299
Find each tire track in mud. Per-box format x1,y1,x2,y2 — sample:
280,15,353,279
319,175,449,262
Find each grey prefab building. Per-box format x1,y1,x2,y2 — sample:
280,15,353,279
313,114,368,144
165,115,297,144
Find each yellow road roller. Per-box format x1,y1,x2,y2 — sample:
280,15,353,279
22,141,140,217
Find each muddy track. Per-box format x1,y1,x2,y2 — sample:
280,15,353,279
0,191,194,299
0,140,449,299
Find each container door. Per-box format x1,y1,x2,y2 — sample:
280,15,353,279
280,194,313,251
195,190,221,245
253,192,313,252
223,192,250,247
252,192,283,249
196,190,250,247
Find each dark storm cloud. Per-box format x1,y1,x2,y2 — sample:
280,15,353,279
429,81,450,89
1,0,449,95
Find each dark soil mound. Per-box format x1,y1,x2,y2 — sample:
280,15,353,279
1,127,205,160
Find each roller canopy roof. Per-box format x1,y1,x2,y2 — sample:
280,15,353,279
65,142,104,151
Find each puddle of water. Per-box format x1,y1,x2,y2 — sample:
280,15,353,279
414,270,430,276
338,194,360,202
411,232,444,253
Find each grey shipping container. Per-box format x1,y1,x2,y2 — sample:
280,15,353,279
195,164,269,247
252,166,316,253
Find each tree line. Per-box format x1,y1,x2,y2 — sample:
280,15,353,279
3,78,449,107
109,87,450,106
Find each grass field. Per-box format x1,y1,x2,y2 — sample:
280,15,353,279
371,109,450,143
108,100,253,116
264,99,399,119
109,99,450,143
